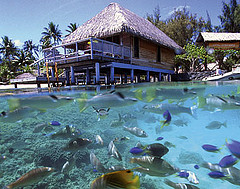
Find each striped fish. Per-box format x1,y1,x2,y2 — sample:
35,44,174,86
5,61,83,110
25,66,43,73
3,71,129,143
5,167,54,189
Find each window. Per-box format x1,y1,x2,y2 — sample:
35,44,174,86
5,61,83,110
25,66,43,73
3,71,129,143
133,37,139,58
157,46,161,62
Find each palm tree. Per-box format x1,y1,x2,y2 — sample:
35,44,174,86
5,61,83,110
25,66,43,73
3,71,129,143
41,22,62,47
23,40,39,60
0,36,18,70
65,23,78,37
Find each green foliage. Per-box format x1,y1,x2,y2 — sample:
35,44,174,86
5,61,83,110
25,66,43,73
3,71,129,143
219,0,240,32
175,43,214,72
65,23,78,37
41,21,62,49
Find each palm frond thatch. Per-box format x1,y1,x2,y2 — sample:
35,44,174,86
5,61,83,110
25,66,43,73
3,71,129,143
63,3,181,51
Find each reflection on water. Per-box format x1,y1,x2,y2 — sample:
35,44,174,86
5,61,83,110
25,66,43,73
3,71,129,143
1,81,240,188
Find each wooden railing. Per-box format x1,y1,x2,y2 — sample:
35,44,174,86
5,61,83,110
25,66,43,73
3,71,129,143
42,37,131,65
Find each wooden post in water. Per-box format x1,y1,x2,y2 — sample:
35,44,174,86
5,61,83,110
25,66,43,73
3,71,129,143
95,62,100,84
70,66,75,85
159,72,162,81
110,66,115,84
86,69,91,85
65,69,70,86
167,73,171,81
124,72,128,83
146,71,150,82
130,69,134,83
46,62,50,88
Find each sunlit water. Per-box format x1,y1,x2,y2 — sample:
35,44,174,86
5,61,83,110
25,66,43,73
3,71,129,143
1,81,240,189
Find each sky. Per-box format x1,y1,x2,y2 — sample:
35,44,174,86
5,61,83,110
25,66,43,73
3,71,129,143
0,0,229,48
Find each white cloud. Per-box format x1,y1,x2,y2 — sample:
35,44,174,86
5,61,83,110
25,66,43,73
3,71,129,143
168,5,190,16
14,39,23,47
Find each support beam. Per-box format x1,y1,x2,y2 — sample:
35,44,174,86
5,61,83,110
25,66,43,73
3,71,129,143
86,69,91,85
167,73,171,81
51,67,55,77
130,69,134,83
70,66,75,85
106,72,110,85
124,73,128,83
95,62,100,84
158,72,162,81
65,69,70,86
120,74,124,84
146,71,150,82
137,73,140,83
110,66,115,84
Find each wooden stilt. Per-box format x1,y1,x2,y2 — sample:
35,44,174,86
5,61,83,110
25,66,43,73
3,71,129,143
130,69,134,83
86,69,91,85
124,73,128,83
146,71,150,82
159,72,162,81
95,62,100,84
70,66,75,85
110,66,115,84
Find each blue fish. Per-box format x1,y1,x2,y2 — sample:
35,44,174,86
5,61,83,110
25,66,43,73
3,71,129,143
177,171,189,178
202,144,220,152
194,165,199,169
50,121,61,126
156,137,164,141
208,171,226,179
226,139,240,158
129,147,144,155
219,155,238,168
160,110,172,129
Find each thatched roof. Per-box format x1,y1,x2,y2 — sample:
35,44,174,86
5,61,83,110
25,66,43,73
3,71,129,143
197,32,240,42
16,73,36,79
63,2,182,52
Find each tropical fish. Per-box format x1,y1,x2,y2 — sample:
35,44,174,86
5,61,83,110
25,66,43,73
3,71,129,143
208,171,227,179
194,165,199,169
123,126,148,137
129,147,145,155
202,144,220,152
130,156,178,177
173,119,188,127
61,153,77,176
110,113,124,127
90,169,140,189
33,123,48,133
205,121,227,130
108,165,126,172
156,137,164,141
145,143,169,158
78,90,137,112
92,106,110,121
219,155,238,168
143,103,197,118
164,141,176,148
5,167,54,189
63,137,92,151
177,171,189,178
8,95,73,112
0,106,38,123
164,178,200,189
49,121,61,126
108,140,122,161
177,136,188,140
160,110,171,129
226,139,240,158
201,161,240,186
197,94,240,111
95,135,104,145
48,125,81,139
90,151,106,173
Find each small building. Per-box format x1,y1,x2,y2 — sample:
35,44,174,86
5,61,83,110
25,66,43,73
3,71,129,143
43,2,182,85
196,32,240,50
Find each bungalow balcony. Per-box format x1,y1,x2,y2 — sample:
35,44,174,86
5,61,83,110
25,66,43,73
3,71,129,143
43,37,131,68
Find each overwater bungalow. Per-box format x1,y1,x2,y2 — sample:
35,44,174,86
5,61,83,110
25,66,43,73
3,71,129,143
42,2,182,85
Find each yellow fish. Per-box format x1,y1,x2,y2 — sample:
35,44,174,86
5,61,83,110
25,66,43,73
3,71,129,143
90,169,140,189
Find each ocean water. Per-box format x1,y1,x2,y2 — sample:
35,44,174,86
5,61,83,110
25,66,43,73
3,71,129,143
0,81,240,189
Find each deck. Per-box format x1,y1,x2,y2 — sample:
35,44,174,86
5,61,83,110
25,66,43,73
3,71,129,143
43,37,131,67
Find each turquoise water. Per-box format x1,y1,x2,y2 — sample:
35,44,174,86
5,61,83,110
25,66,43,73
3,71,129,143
0,81,240,189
